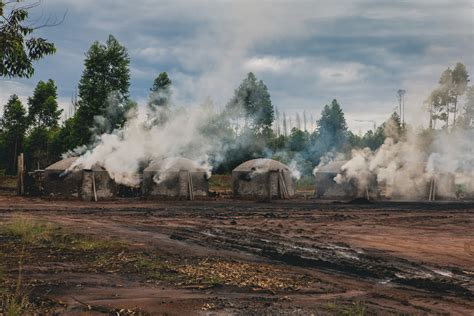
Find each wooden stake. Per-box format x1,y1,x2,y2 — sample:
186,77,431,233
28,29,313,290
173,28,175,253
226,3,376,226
428,177,433,201
278,171,289,199
188,172,194,201
92,171,98,202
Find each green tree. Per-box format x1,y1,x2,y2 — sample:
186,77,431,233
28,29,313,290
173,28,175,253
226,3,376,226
451,62,469,125
27,79,62,128
316,99,348,152
24,127,56,170
0,0,56,77
72,35,130,146
428,63,470,128
287,128,309,152
427,87,449,129
149,72,172,108
461,86,474,128
22,79,63,170
0,94,28,173
226,72,274,132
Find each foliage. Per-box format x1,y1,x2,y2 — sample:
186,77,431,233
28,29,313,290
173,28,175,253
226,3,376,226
0,95,28,173
20,80,62,170
460,86,474,128
0,0,56,78
27,79,62,128
70,35,130,147
426,62,470,128
149,72,172,108
24,126,59,170
309,99,348,160
226,72,274,131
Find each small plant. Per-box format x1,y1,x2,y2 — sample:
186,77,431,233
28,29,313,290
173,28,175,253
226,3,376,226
0,291,30,316
5,216,54,245
0,249,31,316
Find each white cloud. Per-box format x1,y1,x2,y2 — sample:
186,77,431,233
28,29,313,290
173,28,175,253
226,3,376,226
1,0,471,134
319,63,367,84
244,56,307,73
0,81,32,114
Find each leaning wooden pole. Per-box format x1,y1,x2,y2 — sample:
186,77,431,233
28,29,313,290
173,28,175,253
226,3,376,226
429,177,434,201
188,172,194,201
92,171,98,202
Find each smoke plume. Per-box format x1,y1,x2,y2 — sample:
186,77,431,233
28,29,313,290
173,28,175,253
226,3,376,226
315,119,474,200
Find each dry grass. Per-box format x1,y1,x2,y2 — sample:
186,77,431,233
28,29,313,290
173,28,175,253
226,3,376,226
0,175,17,188
209,175,232,191
0,216,127,315
177,258,309,291
324,301,367,316
4,216,55,245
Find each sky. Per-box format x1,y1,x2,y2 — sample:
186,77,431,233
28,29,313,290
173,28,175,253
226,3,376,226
1,0,473,133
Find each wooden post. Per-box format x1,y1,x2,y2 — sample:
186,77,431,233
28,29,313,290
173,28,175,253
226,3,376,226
429,177,433,201
187,171,194,201
429,176,437,201
92,171,98,202
17,153,24,196
278,171,289,199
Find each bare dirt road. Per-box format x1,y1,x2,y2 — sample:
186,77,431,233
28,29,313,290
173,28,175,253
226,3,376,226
0,196,473,315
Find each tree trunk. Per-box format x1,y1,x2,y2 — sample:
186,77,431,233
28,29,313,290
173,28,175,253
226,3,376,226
13,136,18,173
453,96,458,126
446,105,450,129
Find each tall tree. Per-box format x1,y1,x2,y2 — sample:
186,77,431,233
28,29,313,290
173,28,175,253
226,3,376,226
438,68,453,127
0,0,57,77
316,99,348,153
282,111,288,137
149,72,172,108
451,62,469,125
462,86,474,128
426,63,470,129
72,35,130,146
0,94,28,173
226,72,274,132
24,80,63,169
27,79,62,128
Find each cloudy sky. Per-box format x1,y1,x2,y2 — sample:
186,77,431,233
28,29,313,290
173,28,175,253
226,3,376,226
1,0,473,132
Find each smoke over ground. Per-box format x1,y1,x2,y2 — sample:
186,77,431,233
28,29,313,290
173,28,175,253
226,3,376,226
66,96,303,186
68,99,223,186
314,119,474,200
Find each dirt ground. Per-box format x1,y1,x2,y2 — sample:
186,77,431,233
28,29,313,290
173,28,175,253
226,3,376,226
0,195,473,315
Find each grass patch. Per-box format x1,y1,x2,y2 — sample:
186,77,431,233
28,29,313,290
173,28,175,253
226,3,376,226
324,300,367,316
4,216,55,245
295,175,315,192
0,290,30,316
209,175,232,191
0,175,17,191
0,216,128,315
1,215,124,251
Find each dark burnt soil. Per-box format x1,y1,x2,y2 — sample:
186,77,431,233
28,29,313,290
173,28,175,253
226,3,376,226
0,196,473,315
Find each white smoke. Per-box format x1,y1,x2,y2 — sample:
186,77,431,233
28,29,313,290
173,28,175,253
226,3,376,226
68,101,221,187
314,121,474,200
288,160,302,180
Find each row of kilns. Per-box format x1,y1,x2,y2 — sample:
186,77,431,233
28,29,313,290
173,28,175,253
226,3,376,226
42,158,295,201
314,160,462,201
43,157,465,201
